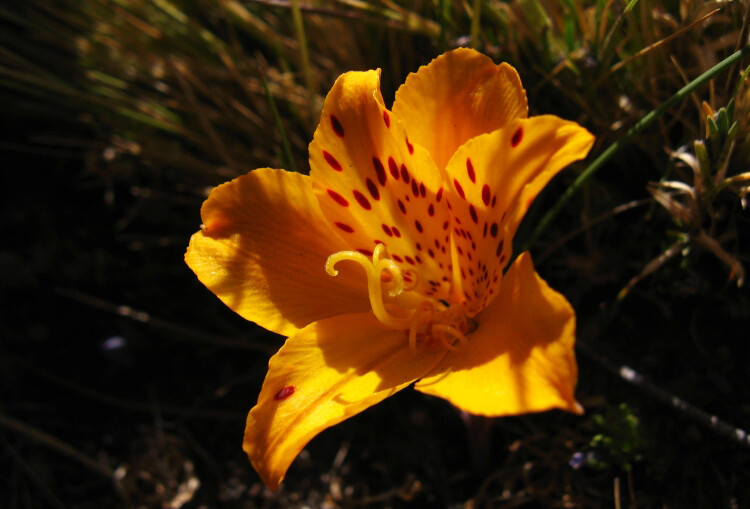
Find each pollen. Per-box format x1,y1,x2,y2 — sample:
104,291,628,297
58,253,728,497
326,245,475,352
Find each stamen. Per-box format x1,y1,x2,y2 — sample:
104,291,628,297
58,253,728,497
408,302,435,353
326,250,368,276
431,324,469,351
326,247,473,352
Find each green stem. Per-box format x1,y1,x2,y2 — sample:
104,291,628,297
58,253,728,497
470,0,482,49
259,66,297,173
290,0,315,119
523,45,750,252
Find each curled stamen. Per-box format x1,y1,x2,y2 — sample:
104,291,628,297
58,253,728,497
326,250,368,276
326,247,473,351
431,324,469,351
372,243,389,264
375,258,404,297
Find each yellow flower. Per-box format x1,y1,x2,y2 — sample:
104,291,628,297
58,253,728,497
185,48,594,490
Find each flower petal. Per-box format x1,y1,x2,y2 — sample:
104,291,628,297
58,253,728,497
414,252,581,416
185,169,369,336
444,116,594,313
310,69,454,299
392,47,528,171
244,311,447,490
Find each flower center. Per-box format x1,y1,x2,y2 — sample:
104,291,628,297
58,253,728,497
326,244,476,352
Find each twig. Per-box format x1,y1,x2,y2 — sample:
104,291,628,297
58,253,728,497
170,59,238,171
54,286,276,353
602,9,722,79
0,413,115,479
0,432,68,509
536,198,650,264
576,341,750,449
8,353,246,421
617,237,687,300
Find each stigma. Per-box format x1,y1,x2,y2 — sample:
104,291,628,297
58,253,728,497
326,244,476,352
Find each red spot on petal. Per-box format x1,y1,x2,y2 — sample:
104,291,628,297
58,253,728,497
481,184,491,206
415,220,423,233
511,126,523,147
392,227,401,238
436,188,443,202
496,239,505,257
383,110,391,127
454,179,465,199
357,248,373,256
406,135,414,154
398,200,406,214
366,178,380,200
492,195,497,207
353,190,372,210
416,242,422,251
442,220,449,230
392,254,403,262
411,180,419,197
382,224,393,237
469,205,478,224
428,203,434,216
388,157,399,179
466,158,476,183
400,164,410,183
323,150,342,171
274,386,295,400
404,255,415,265
373,157,386,186
327,189,349,207
482,222,488,238
490,223,498,238
419,182,426,198
335,222,354,233
428,249,435,258
330,115,344,137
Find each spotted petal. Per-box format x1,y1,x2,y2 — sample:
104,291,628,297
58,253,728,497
392,48,528,171
186,169,369,336
414,252,581,416
310,70,454,300
444,116,594,313
244,311,447,490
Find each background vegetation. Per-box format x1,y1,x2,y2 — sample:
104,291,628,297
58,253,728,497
2,0,749,507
